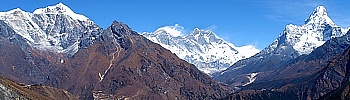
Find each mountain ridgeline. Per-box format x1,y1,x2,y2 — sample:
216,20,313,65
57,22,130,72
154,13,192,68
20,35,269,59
214,6,349,86
224,30,350,99
142,25,259,75
0,3,350,100
0,3,229,99
215,5,350,100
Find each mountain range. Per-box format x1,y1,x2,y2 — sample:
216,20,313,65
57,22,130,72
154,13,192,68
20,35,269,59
224,30,350,99
214,5,350,100
1,3,350,100
0,3,229,99
142,25,259,75
214,6,349,86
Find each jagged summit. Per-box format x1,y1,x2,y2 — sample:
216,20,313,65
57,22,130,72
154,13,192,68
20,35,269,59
0,3,101,56
188,28,215,36
111,20,132,32
8,8,24,13
305,5,334,25
279,6,347,55
33,2,88,21
142,24,259,75
0,8,26,18
186,28,224,45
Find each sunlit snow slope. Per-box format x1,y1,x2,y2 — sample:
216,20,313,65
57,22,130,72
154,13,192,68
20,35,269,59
142,25,259,75
0,3,101,56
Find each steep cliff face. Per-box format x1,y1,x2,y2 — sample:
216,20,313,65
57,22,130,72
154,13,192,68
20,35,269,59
314,44,350,100
320,83,350,100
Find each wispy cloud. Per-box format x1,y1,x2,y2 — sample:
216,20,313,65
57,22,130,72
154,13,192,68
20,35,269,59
247,40,259,48
205,25,218,31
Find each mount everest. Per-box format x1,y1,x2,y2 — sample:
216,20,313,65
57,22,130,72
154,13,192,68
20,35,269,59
142,25,259,75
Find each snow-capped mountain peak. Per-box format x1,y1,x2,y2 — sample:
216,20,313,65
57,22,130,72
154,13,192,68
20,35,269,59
33,3,88,21
0,3,101,57
8,8,24,13
215,6,349,86
275,6,348,55
0,8,26,17
186,28,224,45
305,6,334,26
142,24,260,75
189,28,215,36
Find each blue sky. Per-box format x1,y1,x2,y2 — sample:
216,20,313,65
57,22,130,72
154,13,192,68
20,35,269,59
1,0,350,49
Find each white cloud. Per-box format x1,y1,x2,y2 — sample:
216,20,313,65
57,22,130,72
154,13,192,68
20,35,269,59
205,25,218,31
155,24,184,37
